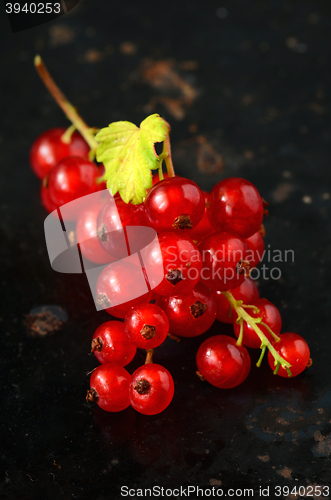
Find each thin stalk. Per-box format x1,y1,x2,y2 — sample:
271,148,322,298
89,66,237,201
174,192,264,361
145,349,154,364
34,55,98,154
162,121,175,178
236,319,244,346
61,124,76,144
222,290,292,374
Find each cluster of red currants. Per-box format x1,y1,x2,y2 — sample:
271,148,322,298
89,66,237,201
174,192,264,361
30,127,311,416
30,127,105,216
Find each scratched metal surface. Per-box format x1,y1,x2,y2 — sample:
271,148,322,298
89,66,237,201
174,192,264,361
0,1,330,498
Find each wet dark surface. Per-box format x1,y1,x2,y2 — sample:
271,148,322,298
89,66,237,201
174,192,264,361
0,1,330,498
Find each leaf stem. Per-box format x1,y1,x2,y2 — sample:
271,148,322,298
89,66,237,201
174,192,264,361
34,55,98,155
222,290,291,373
162,121,175,178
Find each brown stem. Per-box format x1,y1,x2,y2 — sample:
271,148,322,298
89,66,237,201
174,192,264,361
34,55,98,154
145,349,154,364
162,121,175,178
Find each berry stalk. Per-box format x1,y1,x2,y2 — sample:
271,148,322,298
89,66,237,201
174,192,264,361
222,290,292,375
161,121,175,178
34,55,98,158
145,349,154,364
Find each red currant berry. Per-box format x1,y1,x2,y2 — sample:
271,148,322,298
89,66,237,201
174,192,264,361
87,364,131,412
244,230,265,268
158,282,217,337
145,176,205,232
215,277,260,324
185,191,214,243
268,332,310,378
199,232,250,291
97,198,148,259
47,156,102,219
96,260,152,319
76,203,115,264
91,321,136,366
124,303,169,349
207,178,264,239
196,335,251,388
233,298,282,348
30,128,89,179
129,364,174,415
145,232,202,297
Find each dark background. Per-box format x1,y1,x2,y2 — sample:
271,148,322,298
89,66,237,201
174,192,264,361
0,0,330,498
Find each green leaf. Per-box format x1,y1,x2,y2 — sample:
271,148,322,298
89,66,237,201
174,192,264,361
95,114,168,204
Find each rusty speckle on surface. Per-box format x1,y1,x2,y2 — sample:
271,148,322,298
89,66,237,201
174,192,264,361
25,306,67,337
49,25,75,47
140,59,198,120
271,183,294,203
84,49,103,63
209,479,222,486
277,466,293,479
244,150,254,160
119,41,137,55
312,431,331,457
196,135,224,174
258,454,270,462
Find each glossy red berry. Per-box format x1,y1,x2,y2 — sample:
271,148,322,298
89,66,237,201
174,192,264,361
97,198,148,259
207,177,264,239
124,303,169,349
87,364,131,412
96,260,152,319
233,298,282,348
91,321,136,366
158,282,217,337
268,332,310,378
215,277,260,324
144,176,205,232
199,231,250,291
76,203,115,264
129,364,174,415
30,127,89,179
196,335,251,388
144,232,202,297
244,230,265,268
47,156,102,219
185,191,214,243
